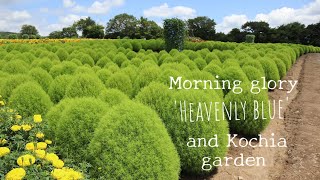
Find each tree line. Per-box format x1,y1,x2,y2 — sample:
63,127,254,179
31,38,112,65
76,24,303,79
3,13,320,47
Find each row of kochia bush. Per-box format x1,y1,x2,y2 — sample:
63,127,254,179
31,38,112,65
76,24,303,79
0,40,319,179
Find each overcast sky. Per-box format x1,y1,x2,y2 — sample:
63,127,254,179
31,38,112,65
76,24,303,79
0,0,319,36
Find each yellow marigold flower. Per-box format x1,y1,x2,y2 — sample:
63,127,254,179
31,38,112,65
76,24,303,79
17,154,36,167
0,101,5,106
21,124,32,131
45,140,52,145
15,114,22,120
11,125,21,132
45,153,59,162
52,159,64,169
35,150,46,159
33,114,42,123
36,142,47,150
25,142,35,151
36,132,45,139
5,168,26,180
0,147,10,157
51,168,83,180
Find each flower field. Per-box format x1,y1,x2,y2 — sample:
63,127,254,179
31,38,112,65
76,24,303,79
0,39,320,179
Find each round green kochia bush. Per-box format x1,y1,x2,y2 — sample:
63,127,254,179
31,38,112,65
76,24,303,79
113,53,128,67
65,74,105,98
99,89,129,106
273,58,287,78
225,83,270,136
0,75,35,100
242,65,264,81
28,68,53,92
48,75,74,104
259,58,280,88
9,82,53,117
96,69,113,86
46,98,109,161
87,100,180,179
133,67,161,96
31,58,53,72
194,58,207,70
221,66,249,94
136,82,229,175
96,56,112,68
203,63,223,77
74,65,96,75
106,72,133,97
181,59,198,70
2,60,29,74
55,49,69,61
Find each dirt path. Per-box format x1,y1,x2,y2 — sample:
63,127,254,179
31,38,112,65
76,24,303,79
183,53,320,180
276,53,320,180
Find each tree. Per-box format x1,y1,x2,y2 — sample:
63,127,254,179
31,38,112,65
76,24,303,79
73,17,97,38
303,22,320,47
276,22,305,44
163,18,186,51
20,24,39,36
227,28,245,42
137,17,162,39
61,27,78,38
85,24,105,39
48,31,63,39
242,21,270,43
214,32,228,42
105,13,138,39
187,16,216,40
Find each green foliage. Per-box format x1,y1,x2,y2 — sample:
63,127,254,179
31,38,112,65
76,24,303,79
0,75,34,100
28,68,53,92
259,58,280,88
194,57,207,70
99,89,129,106
2,60,29,74
273,58,287,78
187,16,216,40
245,35,255,43
163,18,186,51
9,82,53,117
20,24,39,36
46,98,109,161
21,34,29,39
106,72,133,97
87,101,180,179
242,65,264,81
225,83,270,136
48,75,74,103
65,74,105,98
55,49,69,61
136,83,229,175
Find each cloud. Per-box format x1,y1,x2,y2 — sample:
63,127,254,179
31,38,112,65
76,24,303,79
0,9,32,32
63,0,76,8
254,0,320,27
88,0,124,14
216,14,248,33
143,3,196,19
59,14,87,24
62,0,124,14
216,0,320,33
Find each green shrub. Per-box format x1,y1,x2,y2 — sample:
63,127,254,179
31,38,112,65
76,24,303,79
221,66,249,94
48,75,74,103
88,101,180,179
9,82,53,117
74,66,96,75
113,53,128,67
2,60,29,74
55,49,69,61
259,58,280,88
242,59,265,76
99,89,129,106
194,58,207,70
46,98,109,161
28,68,53,92
203,63,223,77
31,58,53,72
273,58,287,78
105,62,120,73
130,57,143,67
133,67,161,95
242,65,264,81
8,34,18,39
0,75,34,100
245,34,255,43
136,84,228,175
21,34,29,39
65,74,105,98
106,72,133,97
78,53,94,66
225,83,270,136
181,59,198,70
96,69,113,86
164,18,186,51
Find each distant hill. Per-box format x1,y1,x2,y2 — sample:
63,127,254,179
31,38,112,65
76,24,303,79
0,32,19,38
